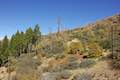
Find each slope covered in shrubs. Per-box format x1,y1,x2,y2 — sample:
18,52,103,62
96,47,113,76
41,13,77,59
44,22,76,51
0,14,120,80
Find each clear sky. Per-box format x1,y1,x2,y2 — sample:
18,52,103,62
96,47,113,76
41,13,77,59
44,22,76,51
0,0,120,39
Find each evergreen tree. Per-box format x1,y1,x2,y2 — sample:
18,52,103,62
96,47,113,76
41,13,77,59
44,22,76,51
2,36,9,53
1,35,9,63
0,41,2,53
34,24,41,36
10,34,16,55
20,31,25,53
10,31,23,56
0,41,2,65
33,24,41,44
25,27,34,53
25,27,34,43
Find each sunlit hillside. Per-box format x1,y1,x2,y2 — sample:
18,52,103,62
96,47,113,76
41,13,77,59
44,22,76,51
0,14,120,80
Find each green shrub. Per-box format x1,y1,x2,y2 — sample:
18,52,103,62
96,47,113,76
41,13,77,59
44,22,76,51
72,73,92,80
15,54,40,80
59,56,80,70
41,39,64,56
55,53,66,60
7,57,18,73
110,59,120,70
87,43,103,58
41,71,71,80
79,59,96,68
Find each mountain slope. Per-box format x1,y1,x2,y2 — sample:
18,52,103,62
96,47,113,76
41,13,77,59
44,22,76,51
39,14,120,57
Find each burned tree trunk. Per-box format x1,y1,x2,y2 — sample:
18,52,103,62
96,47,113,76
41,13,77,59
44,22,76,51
111,25,120,69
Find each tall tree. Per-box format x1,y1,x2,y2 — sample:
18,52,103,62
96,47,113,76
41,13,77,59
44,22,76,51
25,27,34,53
34,24,41,36
10,31,20,56
10,31,24,56
1,35,9,62
0,41,2,65
2,36,9,53
25,27,34,43
33,24,41,44
19,31,25,53
0,41,2,53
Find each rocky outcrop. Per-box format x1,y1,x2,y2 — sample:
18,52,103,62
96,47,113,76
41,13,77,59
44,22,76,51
0,67,9,80
0,67,16,80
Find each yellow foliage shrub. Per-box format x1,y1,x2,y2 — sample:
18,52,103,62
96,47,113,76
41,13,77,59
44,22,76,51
88,43,103,57
65,38,84,54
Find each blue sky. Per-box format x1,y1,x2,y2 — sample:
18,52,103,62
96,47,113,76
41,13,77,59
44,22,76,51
0,0,120,39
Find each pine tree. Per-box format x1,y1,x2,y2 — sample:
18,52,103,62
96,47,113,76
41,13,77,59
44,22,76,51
34,24,41,36
33,24,41,44
0,41,2,65
0,41,2,53
25,27,34,43
10,31,24,56
10,34,16,56
2,36,9,53
1,35,9,63
20,31,25,53
25,27,34,53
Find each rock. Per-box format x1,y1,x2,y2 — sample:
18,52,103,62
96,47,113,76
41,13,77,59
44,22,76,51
9,71,16,80
41,72,57,80
0,67,9,80
102,51,111,57
41,71,71,80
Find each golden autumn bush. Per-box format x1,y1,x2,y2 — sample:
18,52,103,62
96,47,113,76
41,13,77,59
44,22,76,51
65,38,84,54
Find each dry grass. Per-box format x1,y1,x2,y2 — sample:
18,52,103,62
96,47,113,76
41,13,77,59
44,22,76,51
0,53,120,80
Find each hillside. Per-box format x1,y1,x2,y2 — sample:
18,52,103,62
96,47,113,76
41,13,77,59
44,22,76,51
0,14,120,80
40,14,120,56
